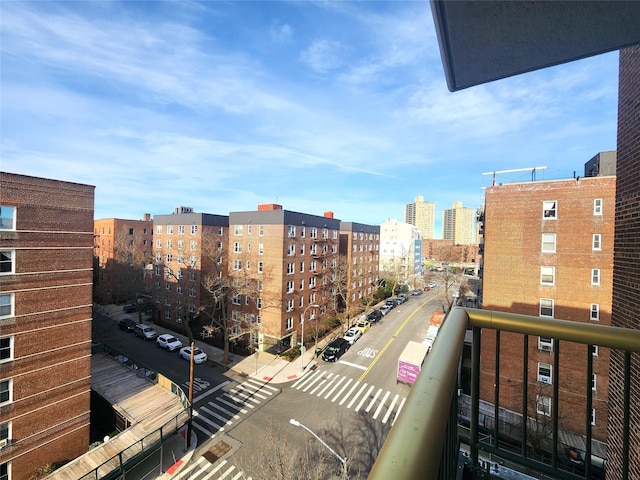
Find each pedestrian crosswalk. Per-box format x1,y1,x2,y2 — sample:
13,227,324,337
191,378,279,439
172,456,251,480
290,370,406,424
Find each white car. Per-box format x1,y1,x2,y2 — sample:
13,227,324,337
343,327,362,345
156,334,183,351
179,346,208,364
379,305,392,316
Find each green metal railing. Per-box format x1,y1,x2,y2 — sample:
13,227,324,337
369,307,640,479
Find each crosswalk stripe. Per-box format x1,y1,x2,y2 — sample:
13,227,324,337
232,386,269,400
354,385,375,412
301,371,325,392
191,420,217,438
314,373,337,397
216,397,249,415
219,465,237,479
197,407,226,429
382,394,399,424
366,388,383,413
224,392,256,408
372,391,390,419
324,376,347,400
243,379,278,394
346,383,369,409
308,372,333,395
193,380,231,404
175,455,206,479
209,459,229,476
393,397,407,425
332,377,353,403
231,470,244,480
211,399,244,418
201,405,231,426
339,380,360,405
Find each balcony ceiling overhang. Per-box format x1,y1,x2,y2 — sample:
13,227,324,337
430,0,640,91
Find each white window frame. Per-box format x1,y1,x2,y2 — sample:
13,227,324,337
539,298,554,318
540,266,555,285
543,200,557,219
234,225,243,236
191,225,198,235
0,250,15,275
156,225,162,234
0,293,14,319
177,240,184,251
287,263,294,275
592,373,597,391
592,234,602,251
234,242,243,253
286,299,294,312
286,281,294,294
541,233,556,253
233,259,242,271
0,206,17,230
594,198,603,215
167,225,173,234
591,268,601,286
590,303,600,321
178,225,185,234
190,240,197,251
591,345,599,357
286,317,293,330
258,261,263,273
537,362,552,384
288,244,296,256
0,378,13,406
0,336,14,363
591,408,596,426
536,395,551,416
259,225,264,236
258,243,264,255
288,225,296,238
538,337,553,352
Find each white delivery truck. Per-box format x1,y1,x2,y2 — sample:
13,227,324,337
397,341,430,385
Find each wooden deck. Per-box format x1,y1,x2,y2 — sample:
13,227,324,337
48,353,188,480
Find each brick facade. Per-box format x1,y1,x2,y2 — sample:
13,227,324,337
339,222,380,313
482,176,615,444
0,172,95,480
608,44,640,480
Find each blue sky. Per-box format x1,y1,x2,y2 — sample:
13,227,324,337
1,1,619,237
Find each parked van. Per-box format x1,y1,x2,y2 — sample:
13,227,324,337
322,338,350,362
134,323,158,341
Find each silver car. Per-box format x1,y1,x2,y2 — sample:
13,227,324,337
156,334,183,351
343,327,362,345
179,346,208,364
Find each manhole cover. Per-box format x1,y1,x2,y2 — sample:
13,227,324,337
203,441,231,463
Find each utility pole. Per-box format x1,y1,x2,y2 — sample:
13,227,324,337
186,341,195,449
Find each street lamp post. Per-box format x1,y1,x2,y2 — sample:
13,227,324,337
289,418,347,479
301,304,319,373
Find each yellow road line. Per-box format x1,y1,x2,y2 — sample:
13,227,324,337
358,301,428,383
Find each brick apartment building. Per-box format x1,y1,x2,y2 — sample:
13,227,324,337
0,172,95,480
228,204,341,352
609,44,640,480
481,174,616,447
150,206,229,327
93,215,153,304
339,222,380,314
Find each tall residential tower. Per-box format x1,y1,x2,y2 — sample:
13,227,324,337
404,195,435,240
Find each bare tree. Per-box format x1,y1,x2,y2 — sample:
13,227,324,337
426,245,470,308
324,255,352,333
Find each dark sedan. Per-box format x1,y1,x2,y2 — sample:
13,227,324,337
118,318,136,332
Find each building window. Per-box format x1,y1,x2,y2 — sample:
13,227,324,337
191,225,198,235
592,234,602,251
288,244,296,256
234,242,243,253
286,281,294,294
157,225,162,234
259,225,264,236
300,244,305,255
258,243,264,255
536,395,551,416
247,243,251,252
0,250,15,275
538,363,552,384
0,294,13,319
539,298,554,318
0,337,13,362
300,226,305,237
0,379,11,405
538,337,553,352
189,256,197,268
234,225,243,235
591,409,596,426
177,255,185,264
541,233,556,253
166,239,172,248
233,259,242,270
591,345,599,357
165,309,171,319
190,240,197,251
246,225,252,235
310,227,317,238
287,263,294,275
189,271,197,281
322,228,328,238
166,254,173,263
594,198,603,215
188,287,196,297
543,201,557,219
232,294,241,305
0,206,16,230
286,299,294,312
591,268,601,285
288,225,296,237
246,260,250,270
156,239,162,248
286,317,293,330
155,265,161,276
257,298,262,309
300,261,305,273
177,285,183,294
592,374,597,391
178,240,184,250
165,282,172,291
178,225,185,234
590,303,599,321
540,266,555,285
258,262,263,273
0,420,9,446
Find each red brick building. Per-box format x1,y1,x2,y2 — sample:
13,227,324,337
481,175,616,445
0,172,95,480
93,215,153,304
609,44,640,480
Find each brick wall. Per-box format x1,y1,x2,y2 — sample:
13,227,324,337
608,45,640,480
0,172,94,480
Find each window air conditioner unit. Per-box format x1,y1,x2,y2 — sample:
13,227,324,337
539,344,553,352
0,438,8,449
540,375,552,384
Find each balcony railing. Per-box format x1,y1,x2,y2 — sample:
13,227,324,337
369,307,640,480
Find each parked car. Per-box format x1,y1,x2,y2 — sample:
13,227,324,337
412,289,423,296
379,305,392,316
179,346,208,364
134,323,158,341
322,338,350,362
355,319,371,334
385,299,396,309
395,294,408,305
118,318,136,332
428,281,436,288
367,310,383,323
156,333,183,351
123,303,137,313
343,327,362,345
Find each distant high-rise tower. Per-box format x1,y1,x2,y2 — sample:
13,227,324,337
442,201,475,245
404,195,435,239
